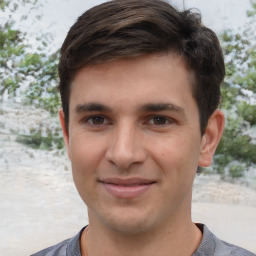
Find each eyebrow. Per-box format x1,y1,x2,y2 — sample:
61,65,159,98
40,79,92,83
138,103,184,113
75,102,185,115
75,103,112,113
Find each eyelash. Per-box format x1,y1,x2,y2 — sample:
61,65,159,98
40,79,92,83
147,116,174,126
83,115,110,126
82,115,175,127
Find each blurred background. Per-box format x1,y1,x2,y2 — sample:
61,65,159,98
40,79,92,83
0,0,256,255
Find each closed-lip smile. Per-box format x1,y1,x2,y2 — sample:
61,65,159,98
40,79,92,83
99,177,156,199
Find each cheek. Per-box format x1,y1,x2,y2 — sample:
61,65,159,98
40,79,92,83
69,133,107,180
69,134,106,205
148,133,201,174
149,135,186,161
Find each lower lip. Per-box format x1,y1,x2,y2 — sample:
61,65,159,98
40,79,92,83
101,183,154,199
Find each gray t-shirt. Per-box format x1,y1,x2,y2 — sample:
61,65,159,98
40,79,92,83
31,224,255,256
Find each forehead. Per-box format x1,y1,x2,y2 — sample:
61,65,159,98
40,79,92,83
71,53,195,95
69,54,198,121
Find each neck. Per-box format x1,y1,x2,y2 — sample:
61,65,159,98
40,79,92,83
82,216,202,256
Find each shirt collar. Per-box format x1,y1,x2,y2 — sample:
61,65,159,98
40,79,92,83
193,223,216,256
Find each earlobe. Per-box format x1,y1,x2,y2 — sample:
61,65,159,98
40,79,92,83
198,110,225,167
59,108,71,160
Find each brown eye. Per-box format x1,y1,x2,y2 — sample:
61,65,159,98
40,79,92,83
91,116,105,125
152,116,167,125
86,116,107,125
147,116,174,126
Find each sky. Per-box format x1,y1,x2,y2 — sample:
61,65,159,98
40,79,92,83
40,0,251,44
3,0,253,52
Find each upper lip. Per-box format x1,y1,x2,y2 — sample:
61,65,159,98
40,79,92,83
99,177,156,186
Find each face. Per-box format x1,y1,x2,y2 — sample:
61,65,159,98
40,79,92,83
60,54,222,235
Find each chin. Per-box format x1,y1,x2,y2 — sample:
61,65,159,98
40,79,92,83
92,205,157,235
106,218,153,235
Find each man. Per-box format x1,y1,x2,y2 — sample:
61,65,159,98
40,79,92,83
32,0,255,255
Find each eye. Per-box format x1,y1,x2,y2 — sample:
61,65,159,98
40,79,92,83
148,116,173,126
85,116,108,126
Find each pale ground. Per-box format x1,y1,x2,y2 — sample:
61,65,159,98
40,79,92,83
0,102,256,255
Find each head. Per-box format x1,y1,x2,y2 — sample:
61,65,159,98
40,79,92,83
58,0,225,236
58,0,225,135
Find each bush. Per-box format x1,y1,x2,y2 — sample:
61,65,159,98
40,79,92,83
16,128,64,150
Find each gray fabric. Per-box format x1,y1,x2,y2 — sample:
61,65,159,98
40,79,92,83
31,224,255,256
193,224,255,256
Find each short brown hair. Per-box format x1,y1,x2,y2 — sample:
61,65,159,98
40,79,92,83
58,0,225,134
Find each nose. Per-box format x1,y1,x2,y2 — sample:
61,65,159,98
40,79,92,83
105,122,147,169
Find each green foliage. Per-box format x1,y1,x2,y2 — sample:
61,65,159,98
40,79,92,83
214,0,256,178
237,102,256,125
0,0,60,114
0,0,43,16
23,51,61,114
216,117,256,161
219,82,239,110
1,0,62,151
229,165,244,179
16,128,64,150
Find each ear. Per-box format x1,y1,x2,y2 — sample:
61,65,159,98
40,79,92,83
59,108,71,160
198,110,225,167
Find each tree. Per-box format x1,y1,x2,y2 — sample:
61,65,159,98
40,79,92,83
0,0,60,114
213,0,256,178
0,0,63,150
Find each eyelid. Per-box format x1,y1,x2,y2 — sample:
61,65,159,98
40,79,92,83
80,114,176,126
82,114,111,126
146,115,175,125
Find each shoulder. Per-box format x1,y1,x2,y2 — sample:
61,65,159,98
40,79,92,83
194,224,255,256
30,238,70,256
31,227,86,256
214,237,255,256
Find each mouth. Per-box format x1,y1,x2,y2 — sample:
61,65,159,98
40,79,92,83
99,177,156,199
